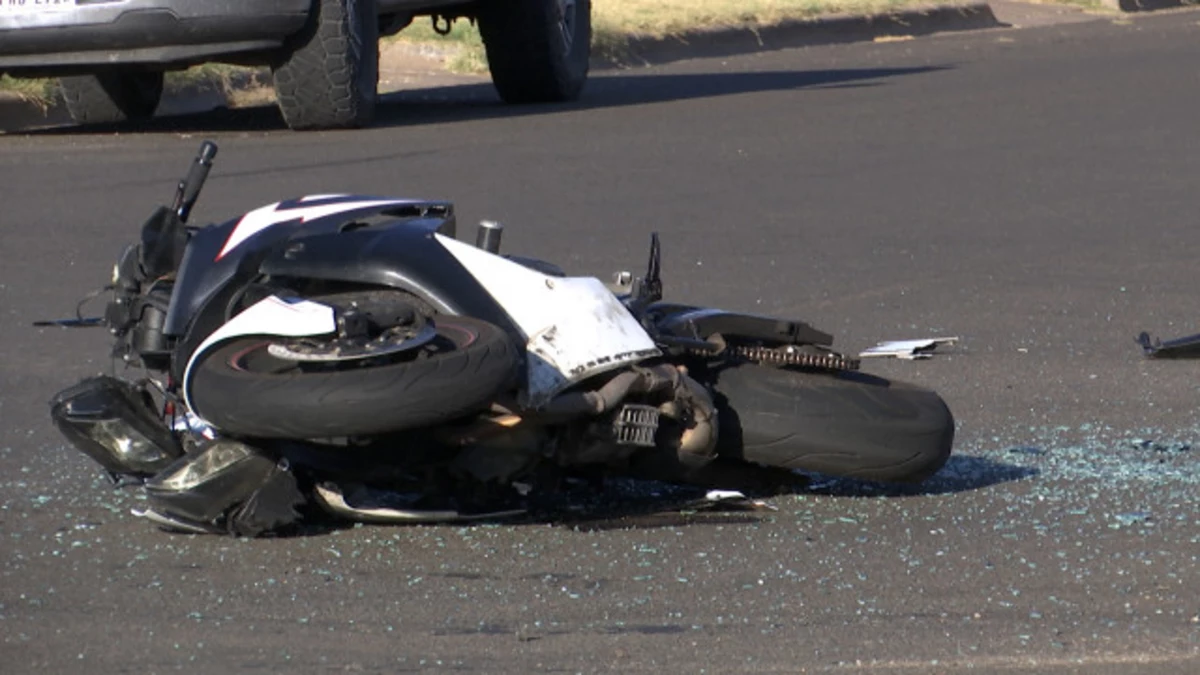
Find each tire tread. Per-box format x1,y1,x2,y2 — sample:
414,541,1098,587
59,72,163,125
272,0,378,130
478,0,590,103
713,364,954,483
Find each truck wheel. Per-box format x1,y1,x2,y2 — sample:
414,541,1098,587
272,0,379,130
59,71,163,125
478,0,590,103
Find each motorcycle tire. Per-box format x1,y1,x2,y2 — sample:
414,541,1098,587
188,315,517,439
711,363,954,483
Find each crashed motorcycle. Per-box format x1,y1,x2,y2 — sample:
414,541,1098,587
47,142,955,536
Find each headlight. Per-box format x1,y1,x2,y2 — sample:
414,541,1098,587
50,376,182,478
144,440,279,525
153,441,257,492
82,418,173,466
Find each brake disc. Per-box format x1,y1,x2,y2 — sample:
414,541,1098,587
267,321,437,363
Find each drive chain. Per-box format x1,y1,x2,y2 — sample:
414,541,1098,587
685,342,860,371
725,344,861,371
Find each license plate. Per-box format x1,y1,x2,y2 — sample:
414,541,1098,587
0,0,76,13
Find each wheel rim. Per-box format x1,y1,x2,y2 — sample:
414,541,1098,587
556,0,577,51
227,319,479,373
267,322,437,363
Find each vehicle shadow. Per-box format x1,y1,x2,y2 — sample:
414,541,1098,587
15,65,948,136
373,65,948,128
528,455,1036,532
804,454,1040,498
276,453,1034,537
499,452,1037,532
282,479,772,538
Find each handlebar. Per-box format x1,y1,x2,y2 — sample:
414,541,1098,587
172,141,218,223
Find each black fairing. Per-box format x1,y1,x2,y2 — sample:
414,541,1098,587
162,197,518,382
647,304,835,346
258,225,519,336
163,218,242,337
139,206,189,279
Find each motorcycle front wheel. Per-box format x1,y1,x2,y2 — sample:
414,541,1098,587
188,315,518,439
710,363,954,484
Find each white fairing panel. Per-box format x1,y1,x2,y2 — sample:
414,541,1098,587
181,296,336,412
435,234,660,408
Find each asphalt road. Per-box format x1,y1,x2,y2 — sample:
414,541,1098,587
2,9,1200,674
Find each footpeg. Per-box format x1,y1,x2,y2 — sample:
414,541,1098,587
610,404,660,447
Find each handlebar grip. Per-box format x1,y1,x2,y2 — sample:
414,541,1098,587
176,141,218,222
196,141,218,164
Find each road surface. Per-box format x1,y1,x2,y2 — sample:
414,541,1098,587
1,8,1198,673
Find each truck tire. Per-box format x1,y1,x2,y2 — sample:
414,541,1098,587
59,71,163,125
272,0,379,130
711,363,954,484
188,315,518,439
478,0,590,103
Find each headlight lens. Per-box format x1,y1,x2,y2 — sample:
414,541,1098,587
50,376,183,478
154,441,256,492
85,418,173,466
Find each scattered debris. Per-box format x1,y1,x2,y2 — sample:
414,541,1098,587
859,337,959,360
132,506,220,535
313,482,525,524
1136,330,1200,358
699,490,777,512
1110,511,1153,528
1129,439,1191,454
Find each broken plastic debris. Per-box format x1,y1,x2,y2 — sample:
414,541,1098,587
1136,331,1200,359
132,507,221,534
312,482,525,524
702,490,777,511
705,490,746,501
859,337,959,360
171,412,218,440
1110,511,1153,528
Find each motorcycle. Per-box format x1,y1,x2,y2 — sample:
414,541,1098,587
46,142,955,536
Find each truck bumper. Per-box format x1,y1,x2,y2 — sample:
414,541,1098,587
0,0,312,72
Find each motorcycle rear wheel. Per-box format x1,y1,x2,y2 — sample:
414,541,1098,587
711,363,954,483
188,315,517,439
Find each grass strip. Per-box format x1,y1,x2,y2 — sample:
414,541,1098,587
1,63,268,105
394,0,992,73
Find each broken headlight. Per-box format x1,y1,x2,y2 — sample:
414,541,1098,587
50,376,182,479
144,440,303,535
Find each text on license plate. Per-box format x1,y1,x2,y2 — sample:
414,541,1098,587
1,0,76,12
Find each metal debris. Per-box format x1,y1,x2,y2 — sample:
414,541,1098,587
859,337,959,360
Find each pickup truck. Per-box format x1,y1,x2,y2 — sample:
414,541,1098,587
0,0,590,130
